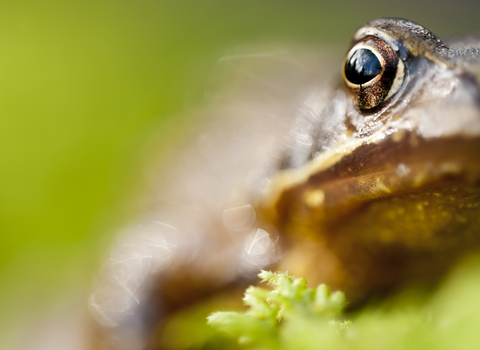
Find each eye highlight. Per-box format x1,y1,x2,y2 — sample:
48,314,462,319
345,49,382,85
342,36,405,110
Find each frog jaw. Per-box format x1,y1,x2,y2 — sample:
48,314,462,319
257,128,480,301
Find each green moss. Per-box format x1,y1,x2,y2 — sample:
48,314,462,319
207,271,350,350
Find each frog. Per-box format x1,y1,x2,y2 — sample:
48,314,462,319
89,18,480,350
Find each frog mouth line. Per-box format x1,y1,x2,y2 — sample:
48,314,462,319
259,134,480,226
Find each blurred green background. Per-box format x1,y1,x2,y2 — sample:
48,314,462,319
1,0,479,347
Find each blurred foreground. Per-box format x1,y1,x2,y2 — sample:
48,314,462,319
162,260,480,350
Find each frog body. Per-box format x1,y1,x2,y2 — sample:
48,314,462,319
89,18,480,349
258,18,480,299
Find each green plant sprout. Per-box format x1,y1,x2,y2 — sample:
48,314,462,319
207,271,352,349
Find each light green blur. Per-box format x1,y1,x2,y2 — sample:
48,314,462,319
0,0,479,347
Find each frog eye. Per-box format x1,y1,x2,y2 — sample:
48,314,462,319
342,36,405,110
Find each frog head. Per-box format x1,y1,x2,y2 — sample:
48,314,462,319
259,18,480,300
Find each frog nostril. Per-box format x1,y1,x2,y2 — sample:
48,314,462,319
345,48,382,85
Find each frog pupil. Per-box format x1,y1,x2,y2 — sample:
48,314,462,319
345,49,382,85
